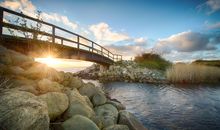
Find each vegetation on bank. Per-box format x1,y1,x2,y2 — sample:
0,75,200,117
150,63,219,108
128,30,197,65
192,60,220,67
134,53,171,71
166,64,220,83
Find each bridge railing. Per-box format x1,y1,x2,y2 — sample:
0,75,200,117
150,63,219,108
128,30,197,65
0,7,122,62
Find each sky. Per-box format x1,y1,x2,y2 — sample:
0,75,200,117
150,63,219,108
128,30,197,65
0,0,220,64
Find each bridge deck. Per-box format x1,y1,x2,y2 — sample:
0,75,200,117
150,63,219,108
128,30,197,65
0,7,122,65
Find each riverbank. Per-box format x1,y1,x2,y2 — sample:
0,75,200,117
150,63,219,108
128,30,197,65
76,61,167,84
0,45,147,130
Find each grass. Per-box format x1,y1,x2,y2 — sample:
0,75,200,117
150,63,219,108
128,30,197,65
192,60,220,67
134,53,171,71
166,64,220,83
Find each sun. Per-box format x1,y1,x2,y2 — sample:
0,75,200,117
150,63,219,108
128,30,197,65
36,56,62,67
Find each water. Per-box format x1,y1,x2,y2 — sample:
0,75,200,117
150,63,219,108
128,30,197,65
103,82,220,130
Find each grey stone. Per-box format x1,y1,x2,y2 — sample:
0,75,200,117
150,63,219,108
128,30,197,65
118,110,147,130
92,92,107,106
38,92,69,120
103,125,129,130
64,88,95,119
0,90,49,130
61,115,99,130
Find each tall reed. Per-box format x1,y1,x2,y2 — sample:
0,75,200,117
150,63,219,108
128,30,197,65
166,64,220,83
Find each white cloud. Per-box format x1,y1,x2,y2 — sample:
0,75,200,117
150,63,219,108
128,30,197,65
206,0,220,14
207,22,220,29
154,31,217,54
0,0,78,30
0,0,21,10
41,12,77,30
133,37,147,46
197,0,220,15
89,22,130,43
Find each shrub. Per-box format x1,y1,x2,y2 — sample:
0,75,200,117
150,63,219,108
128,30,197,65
134,53,171,71
166,64,220,83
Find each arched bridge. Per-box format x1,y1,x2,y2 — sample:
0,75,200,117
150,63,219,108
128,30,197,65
0,7,122,66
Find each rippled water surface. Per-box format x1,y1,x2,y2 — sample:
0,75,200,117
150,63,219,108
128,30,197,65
103,82,220,130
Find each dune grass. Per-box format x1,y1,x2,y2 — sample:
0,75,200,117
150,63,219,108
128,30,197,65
134,53,171,71
166,64,220,83
192,60,220,67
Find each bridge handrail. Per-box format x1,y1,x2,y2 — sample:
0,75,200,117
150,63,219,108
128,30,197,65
0,6,122,61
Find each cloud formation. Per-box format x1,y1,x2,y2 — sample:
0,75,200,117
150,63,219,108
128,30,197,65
154,31,217,54
0,0,78,30
89,22,130,42
133,37,147,46
207,22,220,30
197,0,220,15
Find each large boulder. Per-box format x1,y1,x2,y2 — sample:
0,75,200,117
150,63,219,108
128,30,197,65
8,66,25,75
0,63,7,75
92,92,107,106
0,46,12,65
61,115,100,130
106,99,126,111
11,76,39,95
0,90,49,130
8,50,34,65
79,82,103,99
23,63,62,81
118,110,147,130
38,92,69,120
94,104,118,128
37,78,63,94
91,116,103,129
64,88,95,119
103,125,129,130
63,76,84,89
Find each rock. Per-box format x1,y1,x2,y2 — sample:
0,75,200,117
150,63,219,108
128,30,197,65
11,76,38,95
8,50,34,65
37,78,63,94
24,63,62,81
106,100,126,111
92,93,107,106
85,96,94,108
79,82,102,99
94,104,118,128
0,63,7,74
91,116,103,129
64,88,95,119
0,90,49,130
61,115,99,130
118,110,147,130
69,76,84,89
103,125,129,130
0,46,12,65
8,66,25,75
38,92,69,120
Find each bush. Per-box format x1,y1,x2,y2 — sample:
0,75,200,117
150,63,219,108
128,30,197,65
166,64,220,83
134,53,171,71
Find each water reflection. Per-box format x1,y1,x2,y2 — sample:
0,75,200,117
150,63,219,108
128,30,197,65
103,82,220,130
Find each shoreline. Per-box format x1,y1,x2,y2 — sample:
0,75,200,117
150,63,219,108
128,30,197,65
0,45,148,130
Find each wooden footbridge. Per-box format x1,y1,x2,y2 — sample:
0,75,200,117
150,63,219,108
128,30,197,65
0,7,122,65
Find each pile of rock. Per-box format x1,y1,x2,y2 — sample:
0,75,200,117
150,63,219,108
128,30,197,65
77,61,166,84
0,45,147,130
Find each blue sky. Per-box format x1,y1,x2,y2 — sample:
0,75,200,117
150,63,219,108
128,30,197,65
1,0,220,62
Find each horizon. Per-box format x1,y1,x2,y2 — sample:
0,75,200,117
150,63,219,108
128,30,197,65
0,0,219,68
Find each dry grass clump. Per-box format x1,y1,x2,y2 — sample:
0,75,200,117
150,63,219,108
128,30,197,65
166,64,220,83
